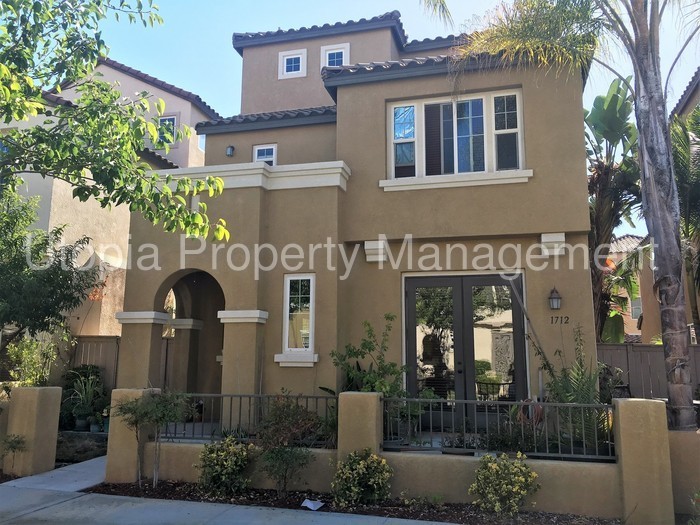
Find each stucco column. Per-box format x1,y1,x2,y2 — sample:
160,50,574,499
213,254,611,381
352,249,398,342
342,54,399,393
168,319,203,392
218,310,268,395
337,392,383,459
115,311,169,388
105,388,158,483
4,387,61,476
613,399,675,525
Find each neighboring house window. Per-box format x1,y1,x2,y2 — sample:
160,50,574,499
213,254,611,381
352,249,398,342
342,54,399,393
253,144,277,166
283,274,314,353
630,297,642,320
387,90,525,180
278,49,307,79
158,116,177,144
320,43,350,69
198,134,206,152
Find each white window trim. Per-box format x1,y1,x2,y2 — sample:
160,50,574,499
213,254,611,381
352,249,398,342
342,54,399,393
275,274,317,367
253,143,277,166
385,90,527,190
320,43,350,70
278,48,307,79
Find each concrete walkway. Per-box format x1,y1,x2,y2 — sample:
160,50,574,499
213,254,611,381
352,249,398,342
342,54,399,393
0,458,454,524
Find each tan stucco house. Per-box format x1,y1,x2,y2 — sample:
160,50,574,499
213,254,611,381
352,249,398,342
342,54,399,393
115,11,596,402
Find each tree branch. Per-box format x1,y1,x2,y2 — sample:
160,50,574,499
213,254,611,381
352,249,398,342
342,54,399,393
591,57,637,97
664,24,700,101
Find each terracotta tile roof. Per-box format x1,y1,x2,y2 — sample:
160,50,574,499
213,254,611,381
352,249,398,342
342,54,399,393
232,11,408,55
322,55,451,80
197,105,337,133
97,57,221,120
404,35,458,53
610,234,645,254
670,66,700,117
624,334,642,344
139,147,179,170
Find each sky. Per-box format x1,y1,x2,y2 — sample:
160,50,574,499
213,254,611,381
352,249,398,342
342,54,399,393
99,1,700,237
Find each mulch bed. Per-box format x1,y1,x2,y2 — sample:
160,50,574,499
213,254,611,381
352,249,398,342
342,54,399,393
0,473,17,483
87,482,621,524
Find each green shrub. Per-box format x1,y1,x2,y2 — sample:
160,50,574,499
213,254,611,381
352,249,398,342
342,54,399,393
0,434,26,470
258,392,318,495
468,452,539,516
332,449,393,507
198,437,255,498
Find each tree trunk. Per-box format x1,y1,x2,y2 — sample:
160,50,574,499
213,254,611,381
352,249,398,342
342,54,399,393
633,10,695,429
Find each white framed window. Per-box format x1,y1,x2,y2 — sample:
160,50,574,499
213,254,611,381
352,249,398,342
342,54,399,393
278,49,307,79
630,297,642,320
282,274,315,354
320,43,350,69
158,116,177,144
385,90,528,187
253,144,277,166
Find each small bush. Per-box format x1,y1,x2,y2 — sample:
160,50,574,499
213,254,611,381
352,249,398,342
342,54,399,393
198,437,255,498
468,452,539,517
332,449,393,507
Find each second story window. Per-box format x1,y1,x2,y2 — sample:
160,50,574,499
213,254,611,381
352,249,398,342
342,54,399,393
387,90,525,182
278,49,307,79
158,116,176,145
321,43,350,69
253,144,277,165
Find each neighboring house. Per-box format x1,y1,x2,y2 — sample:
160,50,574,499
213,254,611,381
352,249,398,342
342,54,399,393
1,58,220,338
115,11,595,402
607,234,644,342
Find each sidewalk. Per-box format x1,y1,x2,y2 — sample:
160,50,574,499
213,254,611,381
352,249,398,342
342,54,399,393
0,459,454,524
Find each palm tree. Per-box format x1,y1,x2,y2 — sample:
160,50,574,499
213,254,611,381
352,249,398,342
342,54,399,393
585,78,641,340
452,0,699,429
671,105,700,339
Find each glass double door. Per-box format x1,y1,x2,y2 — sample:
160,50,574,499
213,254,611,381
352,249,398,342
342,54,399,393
405,275,527,402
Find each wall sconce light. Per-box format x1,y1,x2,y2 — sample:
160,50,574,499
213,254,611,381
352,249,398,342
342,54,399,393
225,145,235,157
548,287,562,310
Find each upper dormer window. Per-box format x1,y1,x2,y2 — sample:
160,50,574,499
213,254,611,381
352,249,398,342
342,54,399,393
278,49,307,79
387,90,525,181
158,116,177,144
254,144,277,165
321,43,350,69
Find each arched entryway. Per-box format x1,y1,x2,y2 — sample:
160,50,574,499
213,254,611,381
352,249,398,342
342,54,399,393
156,270,225,394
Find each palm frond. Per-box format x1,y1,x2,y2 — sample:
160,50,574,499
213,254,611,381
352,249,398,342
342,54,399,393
419,0,453,27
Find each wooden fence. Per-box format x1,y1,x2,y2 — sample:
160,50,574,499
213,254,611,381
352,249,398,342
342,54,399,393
597,343,700,399
72,336,120,391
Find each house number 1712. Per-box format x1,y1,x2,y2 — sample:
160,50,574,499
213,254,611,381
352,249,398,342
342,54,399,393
550,316,570,325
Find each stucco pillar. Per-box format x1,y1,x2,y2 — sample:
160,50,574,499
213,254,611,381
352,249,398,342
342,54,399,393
105,388,158,483
168,319,203,392
218,310,268,395
4,387,61,476
337,392,383,459
115,311,169,388
613,399,675,525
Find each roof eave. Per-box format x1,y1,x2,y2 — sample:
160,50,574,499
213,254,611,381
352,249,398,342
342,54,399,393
197,113,337,135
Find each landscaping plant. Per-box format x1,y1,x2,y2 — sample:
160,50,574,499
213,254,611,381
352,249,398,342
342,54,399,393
258,391,319,495
197,436,256,498
331,448,393,508
0,434,26,470
113,391,190,489
468,452,540,517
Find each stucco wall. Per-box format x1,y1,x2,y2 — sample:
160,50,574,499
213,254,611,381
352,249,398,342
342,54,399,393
240,29,399,114
668,430,700,515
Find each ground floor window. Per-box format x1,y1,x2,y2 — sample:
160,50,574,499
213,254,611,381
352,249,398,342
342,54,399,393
283,274,314,354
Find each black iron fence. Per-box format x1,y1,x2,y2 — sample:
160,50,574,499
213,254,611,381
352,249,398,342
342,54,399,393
383,397,615,462
161,393,337,448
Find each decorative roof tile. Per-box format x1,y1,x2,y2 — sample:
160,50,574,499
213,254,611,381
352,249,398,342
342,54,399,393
196,105,337,134
97,57,221,120
403,35,458,53
322,55,451,80
670,66,700,117
610,234,645,254
232,11,407,55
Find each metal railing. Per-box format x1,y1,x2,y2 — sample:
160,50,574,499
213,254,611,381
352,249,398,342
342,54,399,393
162,393,337,448
383,397,615,462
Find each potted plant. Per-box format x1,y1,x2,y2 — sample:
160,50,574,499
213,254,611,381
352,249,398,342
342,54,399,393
101,407,110,433
87,414,100,433
69,374,103,432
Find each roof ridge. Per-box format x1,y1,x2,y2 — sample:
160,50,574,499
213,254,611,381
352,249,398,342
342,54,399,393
97,57,221,120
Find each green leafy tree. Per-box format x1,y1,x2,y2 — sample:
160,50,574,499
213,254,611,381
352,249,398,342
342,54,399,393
671,105,700,338
454,0,699,429
585,78,641,340
0,189,98,364
0,0,228,240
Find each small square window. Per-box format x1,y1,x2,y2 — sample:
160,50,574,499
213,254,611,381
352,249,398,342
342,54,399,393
278,49,307,79
327,51,343,67
321,43,350,71
254,144,277,166
158,116,176,144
